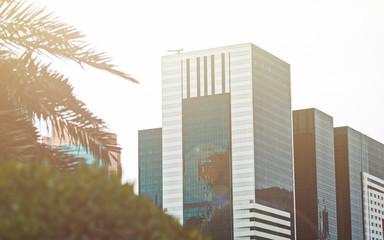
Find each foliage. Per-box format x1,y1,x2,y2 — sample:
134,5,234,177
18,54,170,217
0,0,137,169
0,162,205,240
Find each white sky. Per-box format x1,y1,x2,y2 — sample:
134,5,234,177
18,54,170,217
36,0,384,191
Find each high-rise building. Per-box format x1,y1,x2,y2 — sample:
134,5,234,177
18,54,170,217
293,108,338,239
334,126,384,240
361,172,384,240
138,128,162,208
139,43,295,240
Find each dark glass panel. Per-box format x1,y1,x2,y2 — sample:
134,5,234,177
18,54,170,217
138,128,162,208
182,93,232,240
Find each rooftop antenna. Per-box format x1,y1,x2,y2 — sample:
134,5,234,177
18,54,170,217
167,49,183,54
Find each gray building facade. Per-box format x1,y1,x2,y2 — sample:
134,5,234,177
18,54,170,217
293,108,338,240
138,128,162,208
335,126,384,240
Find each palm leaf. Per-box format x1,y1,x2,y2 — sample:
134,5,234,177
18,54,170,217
0,95,39,161
0,0,129,169
1,52,120,167
0,0,137,83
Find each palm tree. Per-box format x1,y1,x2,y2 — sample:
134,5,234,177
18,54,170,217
0,0,137,171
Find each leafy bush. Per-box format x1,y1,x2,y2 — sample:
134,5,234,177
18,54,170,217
0,162,205,240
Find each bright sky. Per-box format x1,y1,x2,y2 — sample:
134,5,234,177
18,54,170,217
36,0,384,191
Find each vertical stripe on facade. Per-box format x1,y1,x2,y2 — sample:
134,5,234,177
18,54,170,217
207,56,212,95
182,60,186,99
222,53,226,93
211,55,215,95
199,57,204,96
204,56,208,96
196,57,200,97
186,59,190,98
183,60,186,98
190,58,197,98
214,54,222,94
228,52,231,93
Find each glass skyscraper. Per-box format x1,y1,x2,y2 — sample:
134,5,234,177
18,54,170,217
334,126,384,240
139,43,294,240
293,108,338,240
138,128,162,208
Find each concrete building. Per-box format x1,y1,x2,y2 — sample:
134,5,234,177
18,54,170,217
293,108,338,239
362,172,384,240
139,42,295,240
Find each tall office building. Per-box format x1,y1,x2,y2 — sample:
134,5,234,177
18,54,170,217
361,172,384,240
293,108,338,239
335,127,384,240
138,128,163,208
139,43,294,239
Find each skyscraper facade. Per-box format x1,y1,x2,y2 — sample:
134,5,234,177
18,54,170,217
293,108,338,239
182,93,233,238
138,128,163,208
335,126,384,240
361,172,384,240
160,42,294,240
139,43,294,239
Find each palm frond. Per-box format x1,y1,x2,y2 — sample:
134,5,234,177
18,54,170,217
0,95,40,161
0,0,137,83
40,144,89,173
0,0,127,169
0,52,120,166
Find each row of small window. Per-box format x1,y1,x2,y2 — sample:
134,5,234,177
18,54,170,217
371,230,381,235
371,208,383,214
370,192,384,200
371,222,382,228
371,215,382,221
371,200,384,208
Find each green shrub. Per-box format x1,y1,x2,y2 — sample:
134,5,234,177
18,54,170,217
0,162,205,240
